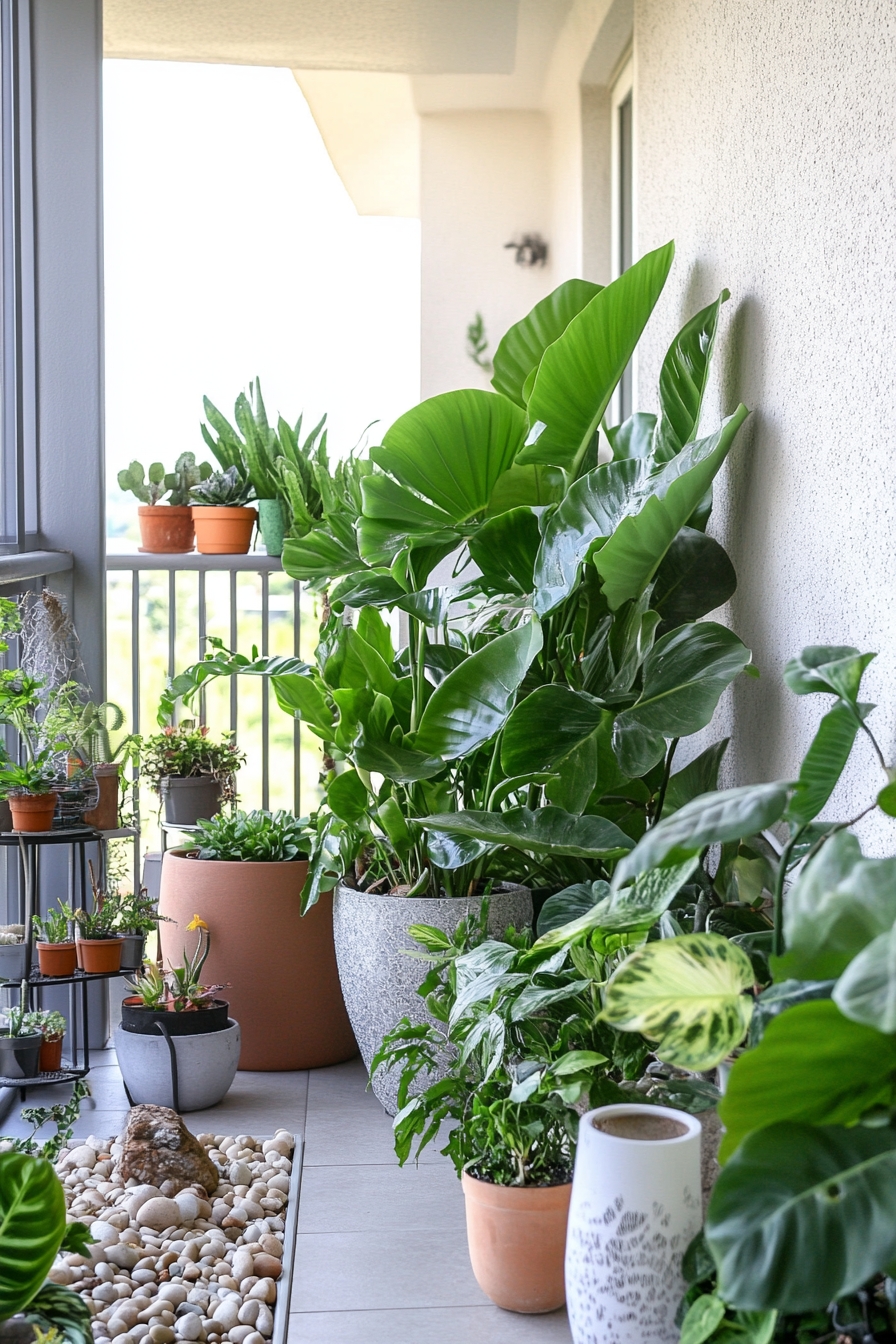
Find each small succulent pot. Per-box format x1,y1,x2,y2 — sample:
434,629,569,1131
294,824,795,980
0,1031,42,1079
257,498,286,556
137,505,195,554
37,941,77,978
462,1171,572,1313
9,792,58,832
118,933,146,972
121,996,230,1036
76,937,123,974
0,943,27,981
83,764,120,831
161,775,222,827
192,505,257,555
39,1033,64,1072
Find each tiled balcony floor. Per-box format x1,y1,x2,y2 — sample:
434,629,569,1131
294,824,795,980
0,1051,572,1344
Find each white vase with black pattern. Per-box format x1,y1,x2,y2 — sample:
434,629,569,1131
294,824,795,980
565,1103,703,1344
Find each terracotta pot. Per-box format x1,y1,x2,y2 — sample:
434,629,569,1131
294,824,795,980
159,849,357,1071
39,1035,64,1072
138,505,194,554
462,1172,571,1313
191,506,257,555
9,792,57,832
37,941,77,977
83,764,120,831
76,937,123,974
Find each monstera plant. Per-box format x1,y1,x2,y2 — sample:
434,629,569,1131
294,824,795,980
162,241,753,904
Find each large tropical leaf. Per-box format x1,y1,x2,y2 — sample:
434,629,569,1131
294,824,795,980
491,278,603,406
661,738,729,815
282,519,364,584
414,621,543,760
651,527,737,631
484,464,565,514
783,645,876,704
706,1122,896,1311
717,1000,896,1160
785,702,860,827
418,807,633,859
501,685,604,776
0,1153,67,1318
536,881,609,936
833,923,896,1033
272,673,334,737
468,506,541,595
353,731,445,783
520,241,675,472
773,832,896,982
612,782,790,887
601,857,700,929
602,933,754,1069
652,289,730,463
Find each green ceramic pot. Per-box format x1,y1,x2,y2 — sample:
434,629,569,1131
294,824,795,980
257,498,286,556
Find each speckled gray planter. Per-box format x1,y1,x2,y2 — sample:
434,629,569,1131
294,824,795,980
333,883,532,1115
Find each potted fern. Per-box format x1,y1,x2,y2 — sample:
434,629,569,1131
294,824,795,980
117,451,212,553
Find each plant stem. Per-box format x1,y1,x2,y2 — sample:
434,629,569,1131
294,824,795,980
651,738,679,825
772,827,805,959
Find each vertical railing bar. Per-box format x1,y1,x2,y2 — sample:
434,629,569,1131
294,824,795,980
197,568,207,726
293,579,301,816
229,569,238,735
168,570,176,687
261,570,269,811
131,570,141,894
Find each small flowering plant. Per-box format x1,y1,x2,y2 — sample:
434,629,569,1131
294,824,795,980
126,915,226,1012
140,722,244,803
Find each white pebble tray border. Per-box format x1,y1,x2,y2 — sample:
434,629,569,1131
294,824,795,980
49,1130,303,1344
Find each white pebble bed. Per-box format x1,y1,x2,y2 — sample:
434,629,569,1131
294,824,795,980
49,1130,295,1344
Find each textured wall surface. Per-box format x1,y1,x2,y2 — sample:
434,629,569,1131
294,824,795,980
635,0,896,846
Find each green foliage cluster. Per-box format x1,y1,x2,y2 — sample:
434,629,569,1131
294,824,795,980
117,452,211,506
32,902,74,945
193,808,313,862
140,722,244,799
189,465,255,508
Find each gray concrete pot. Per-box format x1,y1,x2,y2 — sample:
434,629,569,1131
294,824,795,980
114,1018,240,1111
333,883,532,1115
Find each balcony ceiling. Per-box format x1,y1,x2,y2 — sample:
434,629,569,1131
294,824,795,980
103,0,520,74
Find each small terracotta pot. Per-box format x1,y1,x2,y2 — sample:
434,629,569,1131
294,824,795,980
39,1034,64,1072
138,505,195,554
83,764,120,831
462,1171,571,1313
76,937,123,974
192,506,257,555
10,792,57,832
37,941,77,977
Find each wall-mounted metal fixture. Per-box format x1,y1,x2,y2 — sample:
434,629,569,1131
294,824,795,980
504,233,548,267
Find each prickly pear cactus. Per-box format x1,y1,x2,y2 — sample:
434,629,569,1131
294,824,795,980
166,452,212,506
117,461,167,504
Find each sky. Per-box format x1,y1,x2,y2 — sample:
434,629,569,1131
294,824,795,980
103,59,421,538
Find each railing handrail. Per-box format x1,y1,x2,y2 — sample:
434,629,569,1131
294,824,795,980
0,549,73,582
105,551,283,573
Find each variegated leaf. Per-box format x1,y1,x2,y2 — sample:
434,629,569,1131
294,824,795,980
0,1153,67,1318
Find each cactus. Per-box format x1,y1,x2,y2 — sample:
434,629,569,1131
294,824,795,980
117,460,166,504
165,451,212,506
118,454,211,506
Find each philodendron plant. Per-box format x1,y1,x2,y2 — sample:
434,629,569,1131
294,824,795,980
551,643,896,1327
161,241,753,905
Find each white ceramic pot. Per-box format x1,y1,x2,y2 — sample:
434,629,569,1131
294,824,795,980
113,1019,241,1112
565,1103,702,1344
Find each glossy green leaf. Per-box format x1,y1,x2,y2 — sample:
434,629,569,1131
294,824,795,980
532,457,638,614
353,730,445,783
0,1153,67,1318
501,686,604,776
706,1121,896,1311
603,857,700,929
610,719,667,777
662,738,729,815
833,923,896,1033
491,278,602,406
543,731,599,814
356,515,458,572
468,507,541,595
653,289,730,463
415,621,543,761
485,464,565,514
282,523,363,584
652,527,737,631
773,832,896,981
603,933,754,1069
613,782,790,887
23,1282,93,1344
783,645,876,703
609,411,657,462
425,829,491,870
326,769,370,824
718,1000,896,1160
678,1294,726,1344
520,242,675,471
536,881,609,936
271,673,334,737
419,806,633,859
877,781,896,816
748,978,834,1046
593,406,749,609
330,570,407,609
786,702,860,826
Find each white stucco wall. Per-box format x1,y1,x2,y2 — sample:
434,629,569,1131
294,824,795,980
634,0,896,845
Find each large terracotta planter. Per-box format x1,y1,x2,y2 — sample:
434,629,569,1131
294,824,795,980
83,764,120,831
462,1172,571,1313
191,505,257,555
9,792,57,832
159,849,357,1071
333,883,532,1114
138,505,194,554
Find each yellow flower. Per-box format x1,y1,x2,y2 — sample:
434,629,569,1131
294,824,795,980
186,915,208,932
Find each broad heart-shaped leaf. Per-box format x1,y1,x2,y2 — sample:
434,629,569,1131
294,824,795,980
282,519,364,584
785,701,860,827
0,1153,66,1317
706,1122,896,1311
613,781,791,888
662,738,729,816
326,769,370,824
678,1294,726,1344
330,569,407,609
352,730,445,783
501,685,605,776
717,1000,896,1161
602,933,754,1070
414,621,543,761
491,278,603,407
614,621,752,743
370,389,526,523
425,829,491,871
468,506,541,595
773,831,896,982
418,807,633,859
833,923,896,1033
536,881,609,936
593,406,750,610
652,289,730,463
652,527,737,632
520,241,675,471
783,645,876,703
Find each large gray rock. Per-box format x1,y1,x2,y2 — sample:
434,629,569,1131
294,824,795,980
115,1103,220,1194
333,883,532,1114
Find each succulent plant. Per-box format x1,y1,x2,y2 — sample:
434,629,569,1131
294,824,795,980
117,452,211,506
189,465,254,508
